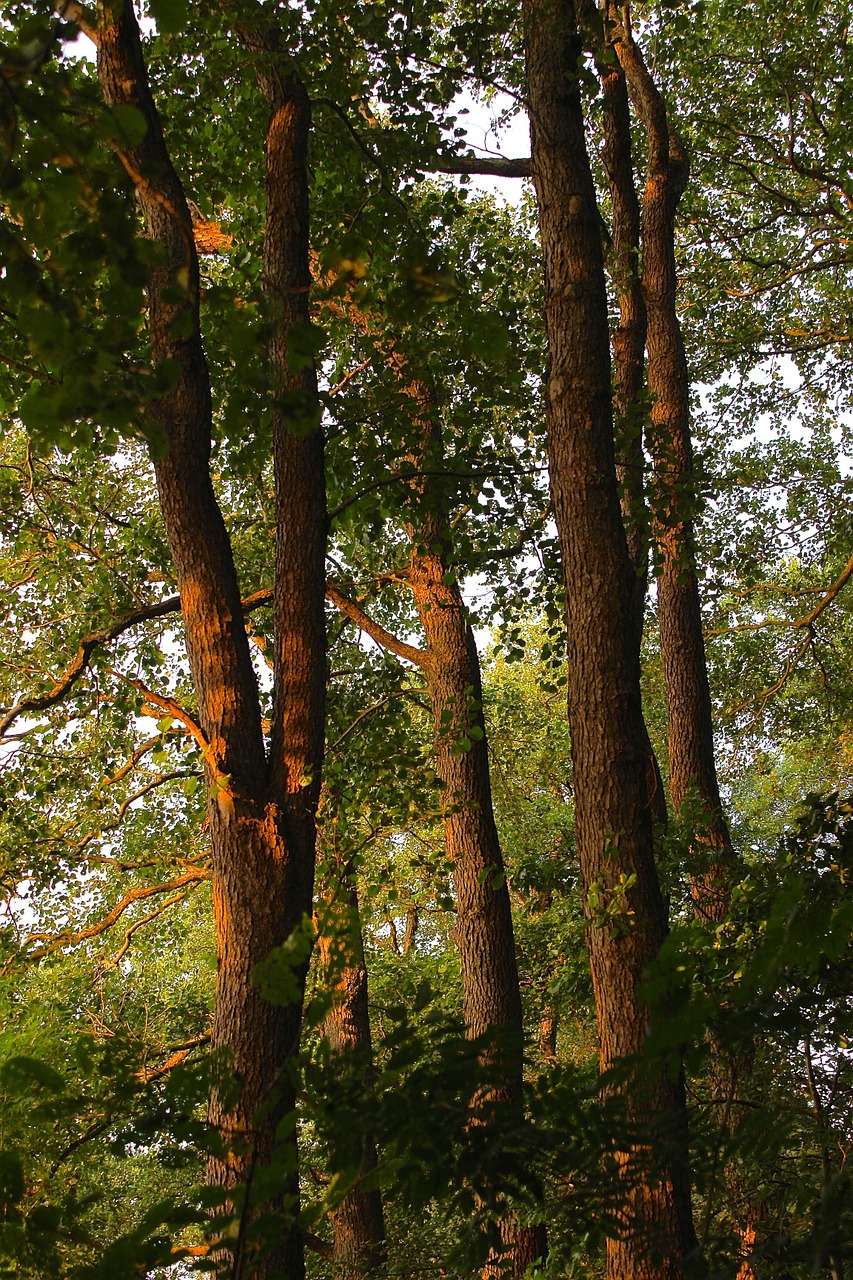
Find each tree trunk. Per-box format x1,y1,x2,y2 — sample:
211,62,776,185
403,379,545,1278
98,11,327,1277
521,1,697,1277
613,8,731,920
316,873,385,1278
585,0,649,640
589,0,668,831
539,1007,559,1064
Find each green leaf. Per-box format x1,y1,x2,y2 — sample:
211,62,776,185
0,1056,65,1093
147,0,189,34
0,1151,25,1211
105,104,149,147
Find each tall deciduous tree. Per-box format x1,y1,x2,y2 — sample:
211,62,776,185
5,0,853,1277
610,7,732,919
326,341,543,1272
521,0,696,1276
95,3,326,1275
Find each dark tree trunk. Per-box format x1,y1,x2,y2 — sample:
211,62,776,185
588,0,668,830
316,874,385,1279
587,0,650,638
521,1,697,1277
98,12,326,1278
613,10,731,921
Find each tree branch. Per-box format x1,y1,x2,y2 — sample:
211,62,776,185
17,869,209,963
328,467,535,522
431,153,532,178
0,595,183,740
329,690,427,753
304,1233,334,1261
0,588,274,742
797,549,853,629
111,673,210,758
139,1030,212,1083
70,769,202,862
56,0,99,45
732,626,815,730
706,549,853,639
325,583,429,670
102,891,188,969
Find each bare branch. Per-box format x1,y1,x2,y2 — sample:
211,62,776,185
431,153,532,178
326,583,429,670
139,1030,212,1083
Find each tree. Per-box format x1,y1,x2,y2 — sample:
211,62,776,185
3,0,853,1278
521,2,696,1277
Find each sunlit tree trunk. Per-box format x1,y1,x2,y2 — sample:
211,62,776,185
403,378,546,1278
97,11,326,1277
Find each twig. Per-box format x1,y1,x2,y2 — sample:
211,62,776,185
329,689,427,753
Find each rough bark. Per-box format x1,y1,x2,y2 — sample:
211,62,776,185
97,9,326,1276
521,1,696,1277
316,874,385,1279
613,8,731,920
580,0,649,637
610,25,765,1270
585,0,668,830
403,378,545,1278
241,50,326,1280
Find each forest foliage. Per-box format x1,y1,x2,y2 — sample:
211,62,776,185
0,0,852,1276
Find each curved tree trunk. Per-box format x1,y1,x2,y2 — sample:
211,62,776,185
521,2,697,1277
403,378,545,1278
98,12,327,1278
613,8,732,922
593,2,668,831
611,15,763,1265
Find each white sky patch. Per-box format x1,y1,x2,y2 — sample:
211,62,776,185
453,89,531,206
